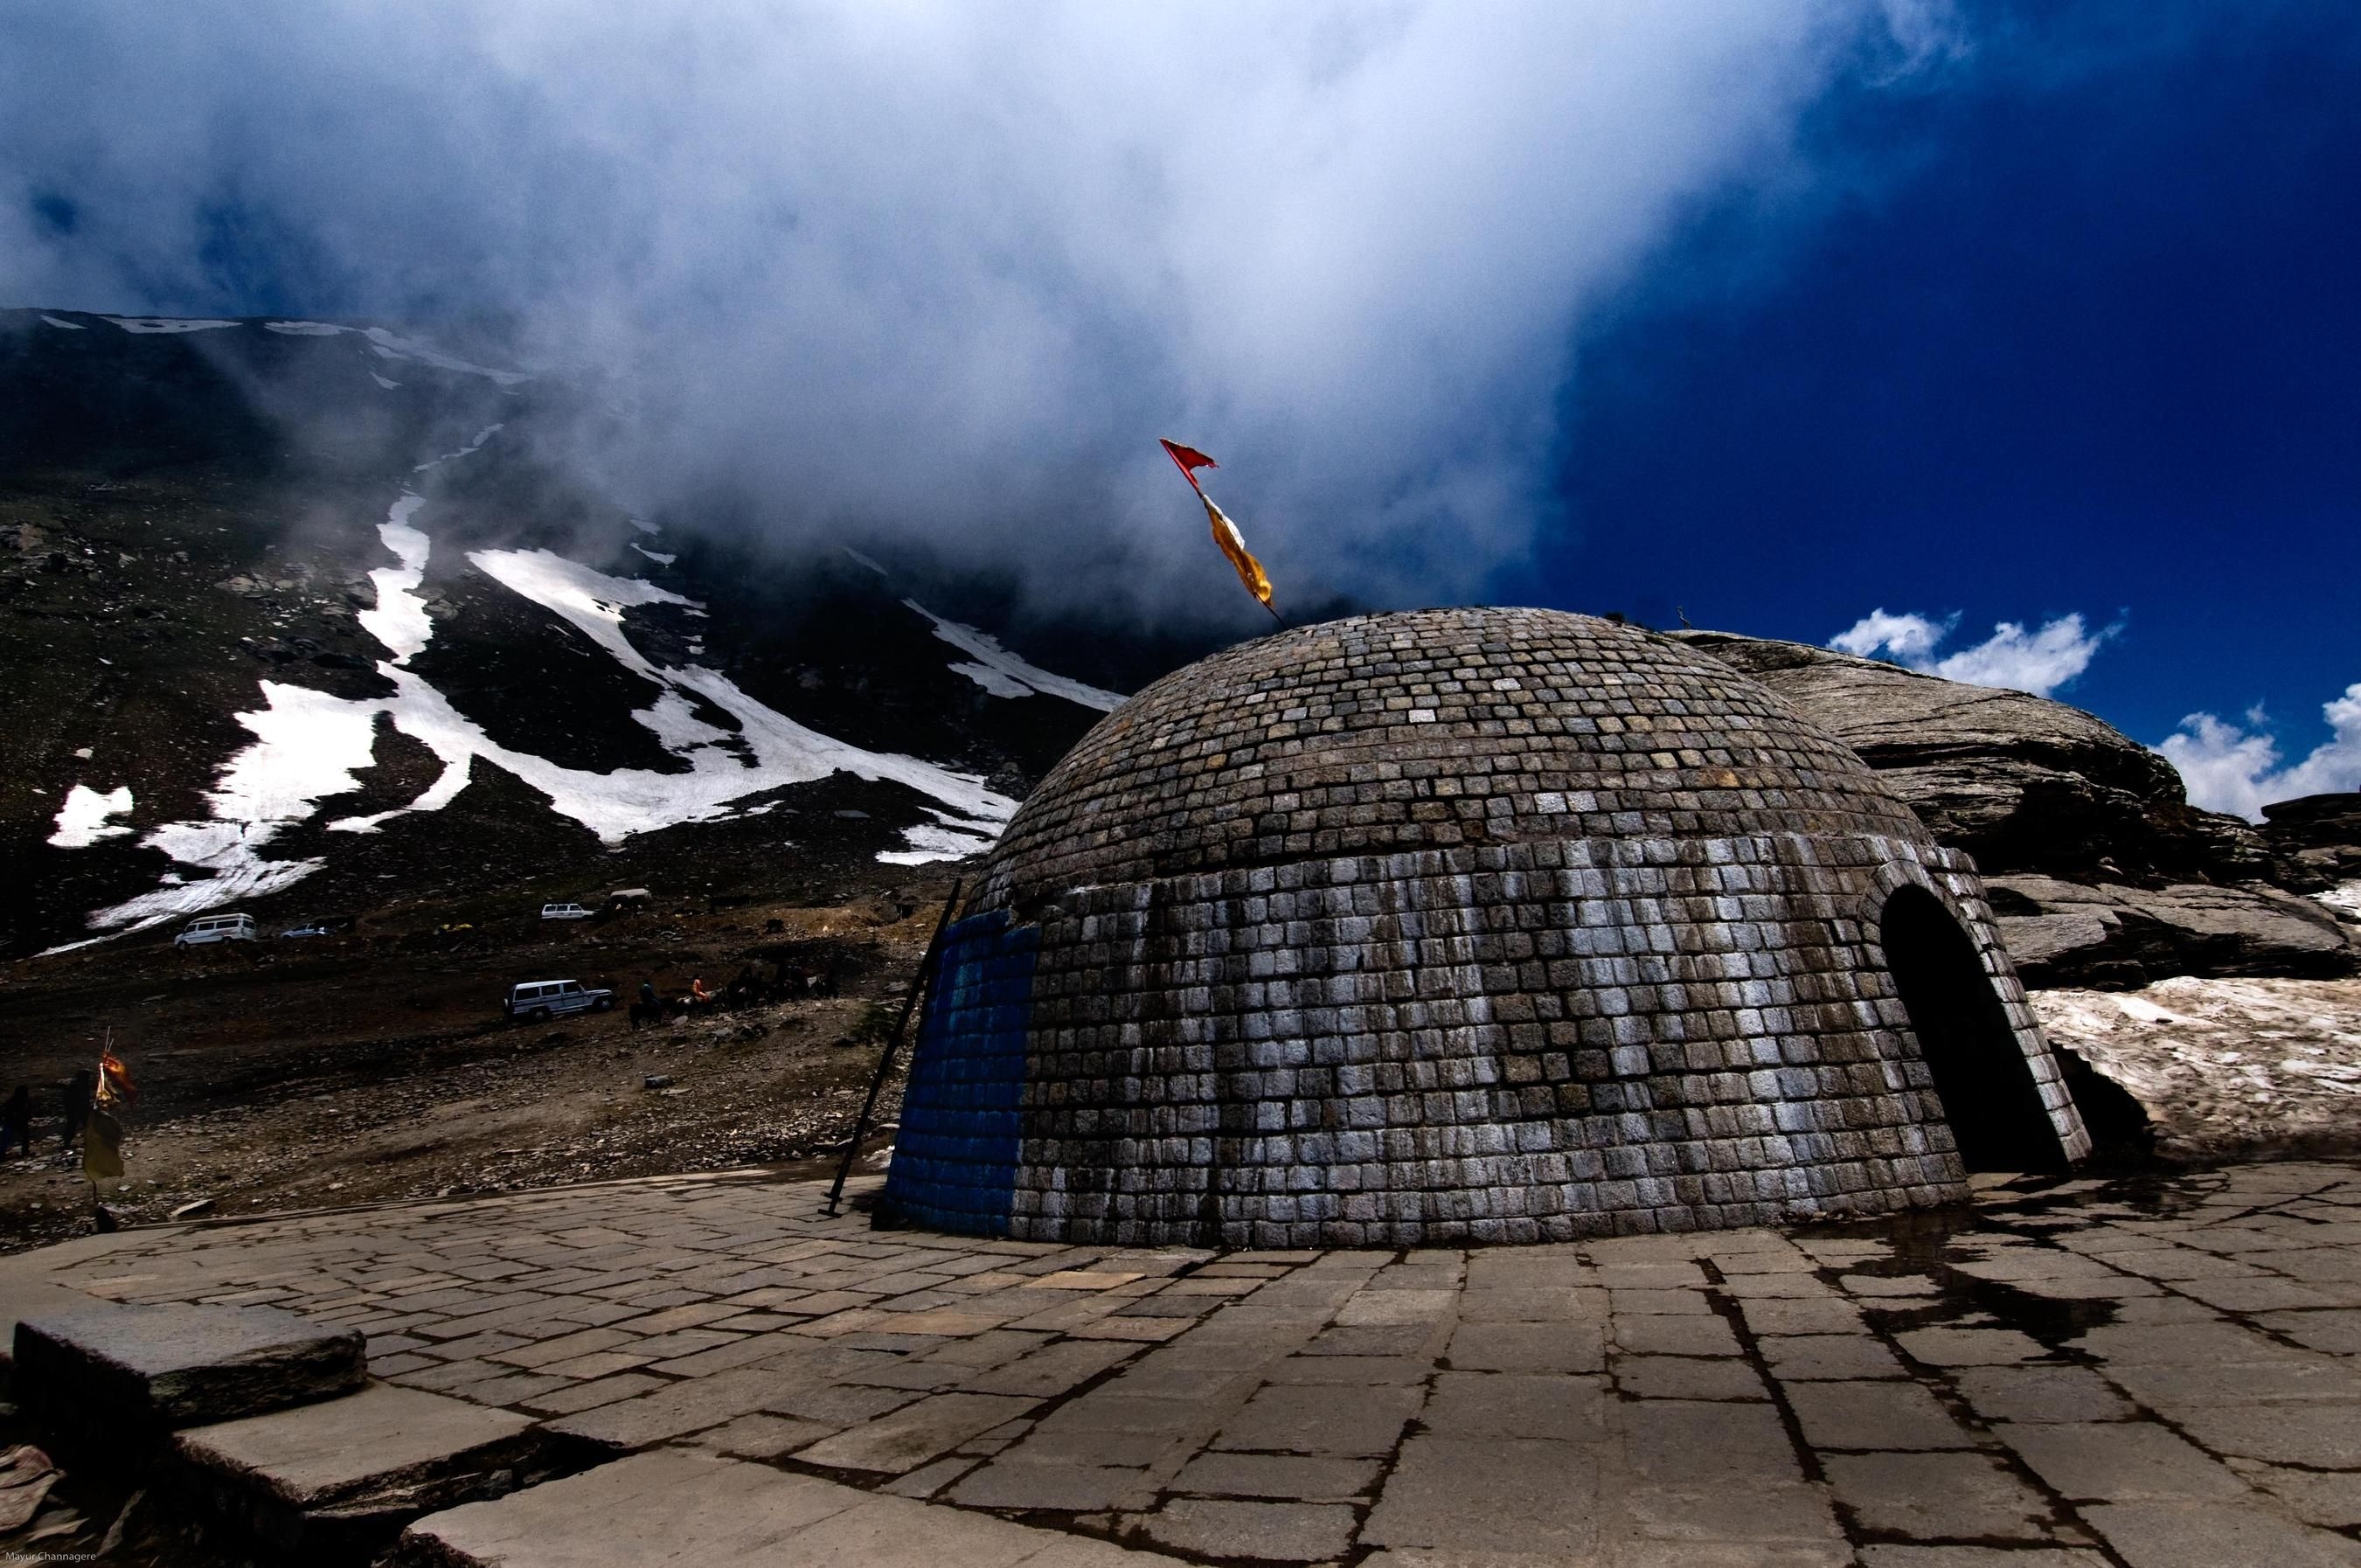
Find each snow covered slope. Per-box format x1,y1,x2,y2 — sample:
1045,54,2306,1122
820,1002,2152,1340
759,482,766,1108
2,309,1166,956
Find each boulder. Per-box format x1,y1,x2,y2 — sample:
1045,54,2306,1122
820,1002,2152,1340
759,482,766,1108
1670,631,2266,884
1989,875,2357,989
2262,793,2361,892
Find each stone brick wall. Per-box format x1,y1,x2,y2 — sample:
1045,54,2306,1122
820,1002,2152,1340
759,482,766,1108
885,833,2087,1245
879,607,2091,1245
981,608,1927,911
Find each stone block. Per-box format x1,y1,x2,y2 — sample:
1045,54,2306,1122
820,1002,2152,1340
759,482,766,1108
13,1302,365,1437
1821,1451,2054,1542
175,1383,552,1558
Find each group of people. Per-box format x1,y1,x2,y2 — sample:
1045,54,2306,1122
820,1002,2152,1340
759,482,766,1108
0,1070,95,1161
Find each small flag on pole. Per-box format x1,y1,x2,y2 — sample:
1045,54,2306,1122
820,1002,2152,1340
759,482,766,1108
1160,440,1280,622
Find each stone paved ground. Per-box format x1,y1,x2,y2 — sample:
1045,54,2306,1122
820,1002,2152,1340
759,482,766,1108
10,1162,2361,1565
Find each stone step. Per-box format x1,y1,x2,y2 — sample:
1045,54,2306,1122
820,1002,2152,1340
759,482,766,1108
173,1383,564,1562
0,1280,114,1395
388,1447,1186,1568
12,1302,365,1447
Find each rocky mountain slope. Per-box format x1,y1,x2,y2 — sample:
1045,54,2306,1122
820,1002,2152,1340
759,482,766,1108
2,309,1191,961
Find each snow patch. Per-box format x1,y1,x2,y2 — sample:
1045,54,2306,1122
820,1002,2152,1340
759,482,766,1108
631,543,677,566
66,458,1017,943
69,683,384,940
102,316,238,334
2322,881,2361,924
357,494,434,663
901,599,1124,711
365,327,530,386
880,808,1003,866
258,320,529,384
371,372,401,390
49,784,135,847
414,423,503,472
39,315,85,330
843,547,887,577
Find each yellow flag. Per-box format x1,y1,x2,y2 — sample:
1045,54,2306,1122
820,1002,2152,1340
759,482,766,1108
83,1107,124,1182
1201,493,1274,610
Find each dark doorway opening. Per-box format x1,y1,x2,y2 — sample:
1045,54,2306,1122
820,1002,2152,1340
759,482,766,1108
1882,887,2067,1173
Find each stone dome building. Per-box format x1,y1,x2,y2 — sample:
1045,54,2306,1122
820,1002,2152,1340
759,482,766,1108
880,607,2089,1246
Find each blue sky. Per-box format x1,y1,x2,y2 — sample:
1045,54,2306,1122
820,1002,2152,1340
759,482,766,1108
2,2,2354,815
1531,3,2360,807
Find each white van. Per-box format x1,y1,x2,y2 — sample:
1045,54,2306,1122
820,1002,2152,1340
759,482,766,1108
540,902,594,921
175,912,257,947
504,979,614,1023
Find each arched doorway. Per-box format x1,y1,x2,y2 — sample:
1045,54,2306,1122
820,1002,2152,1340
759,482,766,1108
1881,886,2066,1172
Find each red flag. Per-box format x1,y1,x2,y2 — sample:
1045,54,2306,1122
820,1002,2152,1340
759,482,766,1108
1159,439,1218,493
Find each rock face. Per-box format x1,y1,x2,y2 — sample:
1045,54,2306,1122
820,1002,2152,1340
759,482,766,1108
2030,976,2361,1162
1669,631,2263,883
1672,631,2356,987
1989,876,2358,989
2264,793,2361,892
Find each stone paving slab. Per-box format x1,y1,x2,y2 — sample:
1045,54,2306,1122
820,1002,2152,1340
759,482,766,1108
13,1162,2361,1565
176,1383,541,1508
13,1301,365,1433
175,1383,553,1557
390,1448,1184,1568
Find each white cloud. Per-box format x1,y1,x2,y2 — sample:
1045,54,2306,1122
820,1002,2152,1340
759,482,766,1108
2157,683,2361,822
1828,608,2115,697
1830,609,1955,662
0,2,1956,615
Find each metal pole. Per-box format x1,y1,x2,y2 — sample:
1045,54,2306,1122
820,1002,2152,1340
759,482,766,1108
825,878,962,1216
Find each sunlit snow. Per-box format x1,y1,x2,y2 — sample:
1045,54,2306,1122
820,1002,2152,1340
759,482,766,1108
878,808,1003,866
40,315,86,330
55,429,1017,944
901,599,1124,711
2323,881,2361,924
49,784,135,847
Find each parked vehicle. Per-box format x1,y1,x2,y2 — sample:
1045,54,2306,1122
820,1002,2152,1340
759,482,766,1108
174,913,256,947
504,979,614,1023
539,902,594,921
279,922,335,939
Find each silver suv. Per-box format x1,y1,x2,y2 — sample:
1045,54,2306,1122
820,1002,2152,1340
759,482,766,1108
504,979,614,1023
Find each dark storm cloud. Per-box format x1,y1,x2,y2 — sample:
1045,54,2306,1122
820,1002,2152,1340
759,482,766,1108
0,2,1955,613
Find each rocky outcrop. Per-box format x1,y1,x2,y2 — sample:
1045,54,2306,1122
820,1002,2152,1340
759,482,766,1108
1671,630,2357,989
2031,976,2361,1163
2263,792,2361,892
1670,630,2265,883
1989,874,2356,989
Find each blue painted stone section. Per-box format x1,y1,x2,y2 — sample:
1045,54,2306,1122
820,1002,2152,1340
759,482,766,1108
878,910,1039,1236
